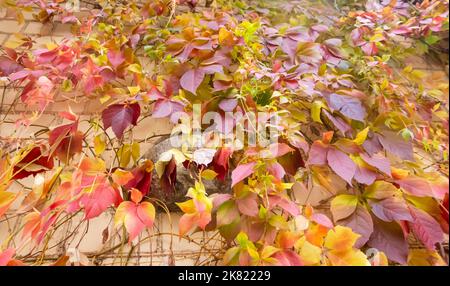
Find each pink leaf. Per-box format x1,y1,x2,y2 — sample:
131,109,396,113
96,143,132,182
326,147,356,185
0,248,14,266
107,49,125,68
180,69,206,95
231,162,256,187
307,141,329,165
360,152,391,176
218,98,238,112
396,176,434,198
361,42,378,56
311,213,334,229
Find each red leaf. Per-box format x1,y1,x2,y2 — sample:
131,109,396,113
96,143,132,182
326,147,356,185
408,206,444,250
231,162,256,187
124,161,153,196
49,122,83,163
211,147,233,181
12,146,54,180
80,177,122,220
102,103,141,138
160,158,177,193
180,69,206,95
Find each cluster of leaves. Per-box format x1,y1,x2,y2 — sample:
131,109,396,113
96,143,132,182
0,0,448,266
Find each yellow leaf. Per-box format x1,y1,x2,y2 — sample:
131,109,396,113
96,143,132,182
0,191,17,218
327,249,370,266
311,101,324,123
299,240,322,265
218,27,233,45
201,169,218,180
127,63,142,74
94,134,106,156
353,127,369,145
127,86,140,96
117,144,131,168
131,142,140,162
408,249,447,266
100,95,111,104
176,199,196,214
324,226,360,253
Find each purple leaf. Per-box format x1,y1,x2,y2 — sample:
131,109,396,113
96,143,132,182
353,165,377,185
102,103,141,138
180,69,206,95
369,197,413,222
327,147,356,185
368,217,409,265
360,152,391,176
327,93,367,121
377,131,414,161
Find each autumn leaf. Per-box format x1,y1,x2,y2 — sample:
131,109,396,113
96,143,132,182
368,217,409,264
180,69,206,95
231,162,256,187
408,205,444,250
369,196,413,222
337,205,373,248
114,189,156,243
107,49,125,68
330,194,358,222
0,191,18,218
327,93,367,122
101,103,141,138
327,147,356,185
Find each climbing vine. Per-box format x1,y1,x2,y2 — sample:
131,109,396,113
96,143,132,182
0,0,448,266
